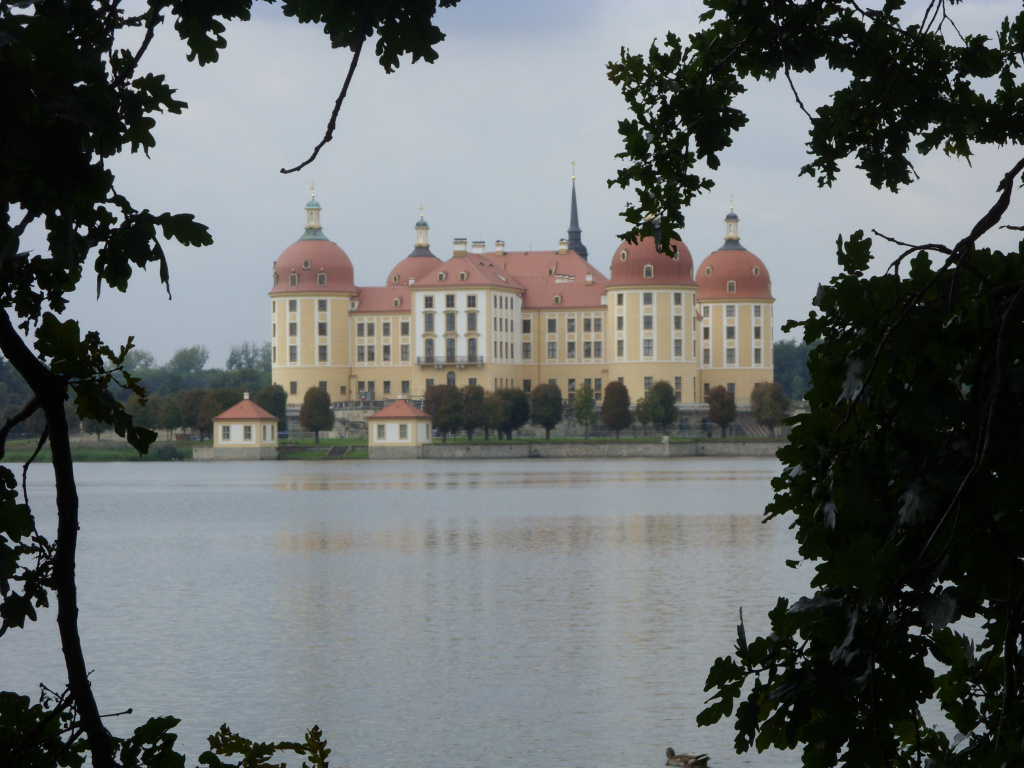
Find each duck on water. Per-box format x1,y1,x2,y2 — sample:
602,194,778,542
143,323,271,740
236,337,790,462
666,748,710,767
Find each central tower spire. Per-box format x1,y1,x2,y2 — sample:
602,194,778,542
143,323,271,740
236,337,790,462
566,162,589,261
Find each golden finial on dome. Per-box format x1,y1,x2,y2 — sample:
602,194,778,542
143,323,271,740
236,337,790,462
310,180,316,200
571,160,576,181
730,192,735,210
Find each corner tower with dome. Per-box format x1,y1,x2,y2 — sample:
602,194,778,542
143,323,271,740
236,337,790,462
269,185,775,415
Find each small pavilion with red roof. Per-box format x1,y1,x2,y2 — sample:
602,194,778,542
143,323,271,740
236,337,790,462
203,393,279,460
367,398,432,459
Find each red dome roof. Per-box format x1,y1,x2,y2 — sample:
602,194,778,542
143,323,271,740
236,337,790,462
696,246,772,300
270,238,355,295
386,253,442,286
607,237,696,287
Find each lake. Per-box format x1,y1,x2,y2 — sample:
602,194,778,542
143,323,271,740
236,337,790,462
3,457,806,767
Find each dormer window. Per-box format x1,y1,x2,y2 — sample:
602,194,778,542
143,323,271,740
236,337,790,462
438,272,446,282
289,273,298,286
753,266,760,276
620,250,628,261
392,274,399,284
644,264,654,279
705,266,712,276
459,271,467,281
273,273,279,285
554,295,562,305
317,273,327,286
302,260,311,270
727,281,736,293
393,298,401,308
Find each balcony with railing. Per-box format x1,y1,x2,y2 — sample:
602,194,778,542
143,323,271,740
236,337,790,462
416,354,486,367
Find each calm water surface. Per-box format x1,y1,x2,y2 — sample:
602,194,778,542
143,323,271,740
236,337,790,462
3,457,806,767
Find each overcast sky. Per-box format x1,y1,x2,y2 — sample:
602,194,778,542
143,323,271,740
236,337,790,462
22,0,1023,367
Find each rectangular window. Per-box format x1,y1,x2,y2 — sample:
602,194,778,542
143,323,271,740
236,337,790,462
469,378,477,386
424,313,434,333
617,339,624,357
401,321,409,336
318,299,327,312
753,305,761,317
523,319,531,333
567,341,576,358
383,322,391,336
594,341,602,357
583,318,592,332
357,346,365,362
446,294,456,308
616,316,624,330
675,376,682,394
243,425,252,441
318,322,327,336
289,299,297,312
383,345,391,361
643,292,653,305
399,424,408,439
377,424,386,439
704,383,710,399
319,381,327,390
643,377,653,393
674,292,682,305
548,341,557,358
726,326,736,340
357,323,365,336
383,381,391,394
289,345,297,363
726,305,736,317
727,382,736,394
644,339,653,356
523,379,532,393
754,348,762,364
594,318,602,332
703,326,710,339
673,315,681,330
367,322,375,336
703,349,710,364
617,293,623,306
272,347,276,363
726,348,736,364
318,345,327,362
523,342,532,359
754,326,761,339
547,318,557,333
595,378,602,400
467,312,477,332
567,318,576,333
584,341,592,358
289,322,297,336
467,295,477,308
367,346,376,362
221,425,230,441
674,339,682,356
703,305,710,318
401,380,410,394
643,315,653,330
289,381,297,395
425,378,434,389
401,344,409,361
424,296,434,308
446,312,456,332
568,378,576,393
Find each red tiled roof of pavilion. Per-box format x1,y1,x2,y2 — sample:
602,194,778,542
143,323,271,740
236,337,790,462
367,400,431,420
213,396,277,422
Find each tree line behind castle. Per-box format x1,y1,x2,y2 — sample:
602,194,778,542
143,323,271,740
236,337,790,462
0,339,812,441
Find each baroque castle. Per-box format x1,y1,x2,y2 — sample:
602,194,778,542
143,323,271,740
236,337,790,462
270,185,773,411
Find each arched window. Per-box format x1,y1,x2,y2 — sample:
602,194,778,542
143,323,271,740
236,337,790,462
644,264,654,278
446,371,456,387
289,273,298,286
446,337,456,362
424,338,434,362
727,280,736,293
468,337,478,361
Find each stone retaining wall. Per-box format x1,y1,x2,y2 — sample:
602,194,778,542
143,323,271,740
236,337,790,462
419,439,782,460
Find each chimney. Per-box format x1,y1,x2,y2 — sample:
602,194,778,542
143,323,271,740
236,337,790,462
243,392,250,400
453,238,467,257
558,238,569,255
494,240,505,256
471,240,486,254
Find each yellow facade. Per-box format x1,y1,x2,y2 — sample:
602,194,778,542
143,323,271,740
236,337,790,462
270,197,773,409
